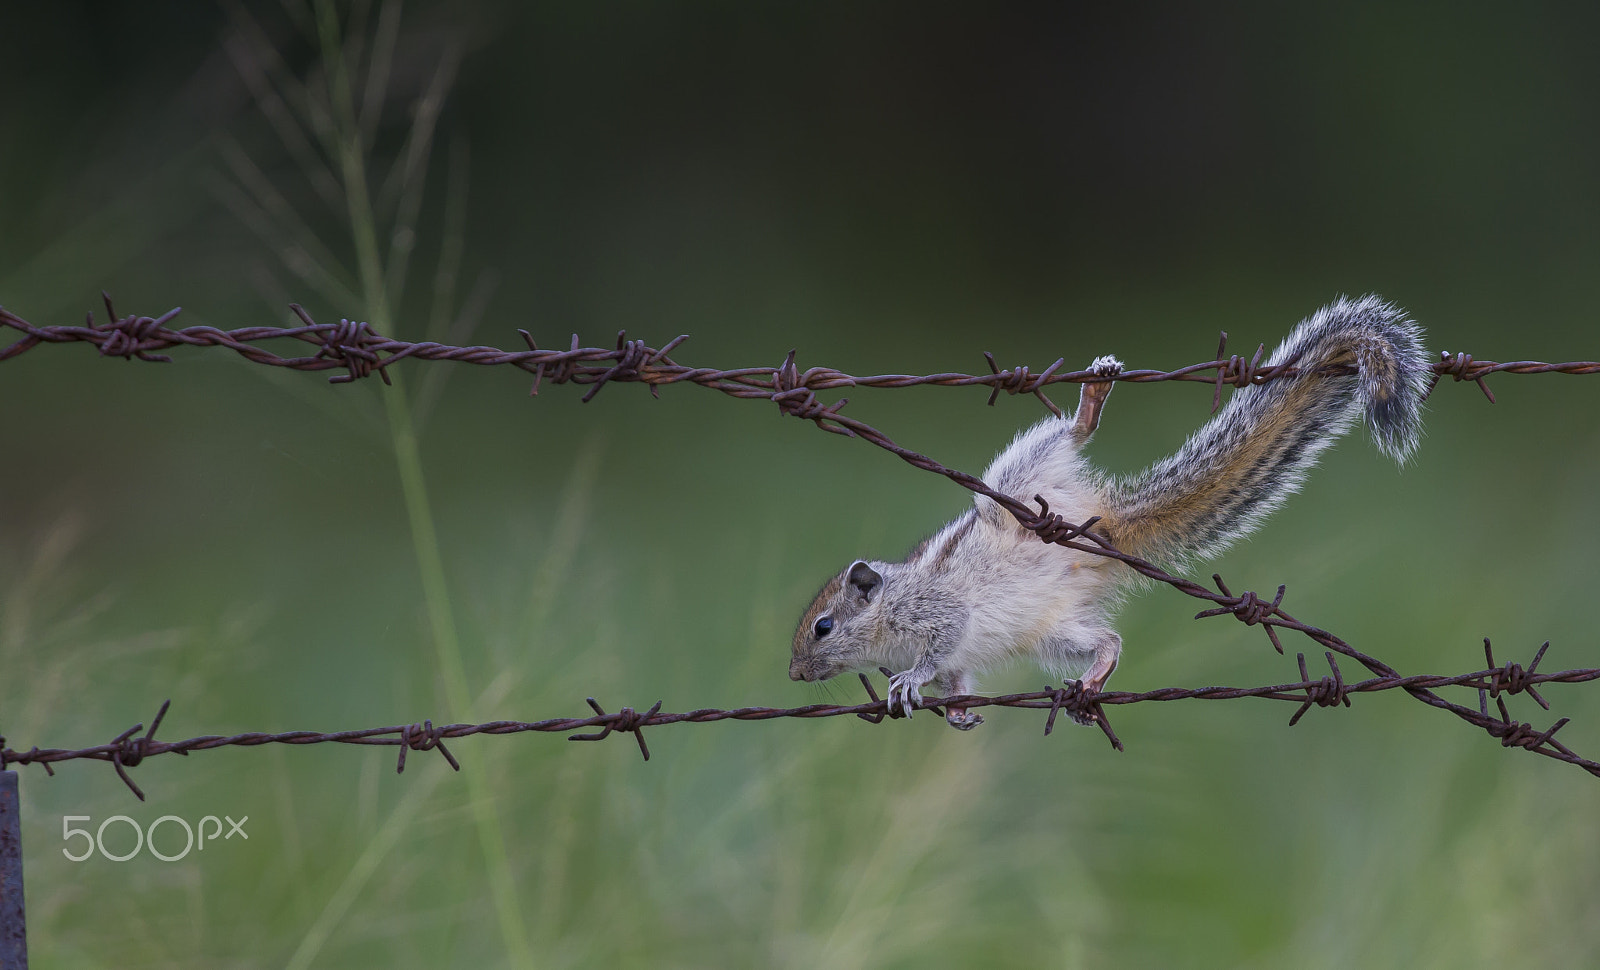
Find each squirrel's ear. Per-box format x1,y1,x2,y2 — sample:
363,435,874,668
847,561,882,603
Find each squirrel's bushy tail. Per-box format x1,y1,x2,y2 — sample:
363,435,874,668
1103,295,1428,566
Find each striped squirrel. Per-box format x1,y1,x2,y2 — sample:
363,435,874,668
789,295,1428,729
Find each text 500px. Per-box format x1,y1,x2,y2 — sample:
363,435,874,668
61,814,248,862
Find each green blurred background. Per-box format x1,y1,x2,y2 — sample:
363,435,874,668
2,2,1598,967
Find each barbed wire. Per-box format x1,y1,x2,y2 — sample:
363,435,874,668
2,294,1597,795
2,295,1596,412
4,636,1597,801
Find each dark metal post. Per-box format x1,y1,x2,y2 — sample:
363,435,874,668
0,771,25,970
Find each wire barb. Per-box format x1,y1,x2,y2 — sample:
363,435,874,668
1211,331,1266,413
854,673,887,723
1023,498,1105,546
109,700,173,801
1289,652,1350,726
567,699,663,761
1484,637,1551,710
397,720,459,773
1194,576,1288,654
1042,681,1123,751
1428,350,1497,403
982,350,1065,416
1479,691,1570,752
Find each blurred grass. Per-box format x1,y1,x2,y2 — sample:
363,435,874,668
2,1,1599,968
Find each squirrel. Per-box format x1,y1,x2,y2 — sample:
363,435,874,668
789,295,1429,730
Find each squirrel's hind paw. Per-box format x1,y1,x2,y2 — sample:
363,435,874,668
945,707,984,731
1067,708,1100,728
1065,677,1108,727
1089,354,1124,377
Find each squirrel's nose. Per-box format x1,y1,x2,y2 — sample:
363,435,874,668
789,660,806,681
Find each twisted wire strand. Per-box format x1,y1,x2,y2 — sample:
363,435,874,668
5,639,1595,801
2,296,1594,403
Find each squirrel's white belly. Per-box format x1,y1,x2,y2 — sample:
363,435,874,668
958,538,1110,668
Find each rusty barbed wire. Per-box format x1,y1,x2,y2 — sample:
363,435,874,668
2,296,1596,411
2,294,1598,794
4,636,1598,800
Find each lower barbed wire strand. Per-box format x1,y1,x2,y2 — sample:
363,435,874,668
5,644,1599,798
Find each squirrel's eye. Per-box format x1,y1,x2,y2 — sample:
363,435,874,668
814,616,834,638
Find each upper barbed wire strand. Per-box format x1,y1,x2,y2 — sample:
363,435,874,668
2,300,1596,401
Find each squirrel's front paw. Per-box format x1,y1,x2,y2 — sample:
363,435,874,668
945,707,984,731
885,669,928,719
